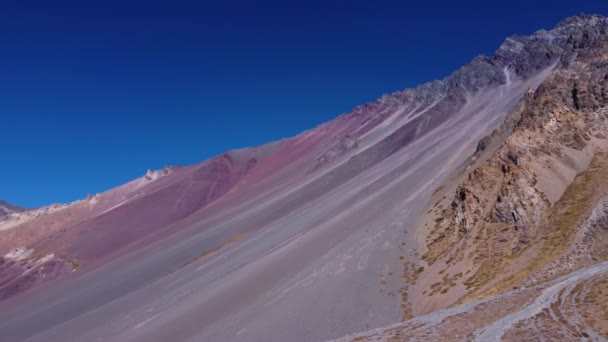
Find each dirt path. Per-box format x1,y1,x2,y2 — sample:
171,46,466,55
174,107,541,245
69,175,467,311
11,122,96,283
473,261,608,341
334,261,608,342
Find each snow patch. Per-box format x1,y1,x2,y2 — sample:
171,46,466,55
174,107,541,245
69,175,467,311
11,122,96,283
37,253,54,264
4,247,33,261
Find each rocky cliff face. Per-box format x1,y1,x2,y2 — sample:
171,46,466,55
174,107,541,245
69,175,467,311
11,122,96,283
419,13,608,323
340,14,608,342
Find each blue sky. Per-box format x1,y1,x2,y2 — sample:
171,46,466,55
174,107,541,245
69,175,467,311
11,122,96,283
2,0,607,207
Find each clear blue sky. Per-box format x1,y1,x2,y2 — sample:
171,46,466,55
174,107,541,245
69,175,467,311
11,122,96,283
2,0,607,208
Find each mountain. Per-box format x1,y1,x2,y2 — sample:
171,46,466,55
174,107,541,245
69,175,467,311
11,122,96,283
340,14,608,341
0,200,24,218
1,14,608,342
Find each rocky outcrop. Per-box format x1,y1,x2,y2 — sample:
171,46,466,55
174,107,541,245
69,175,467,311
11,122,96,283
314,135,359,169
422,14,608,302
530,194,608,284
143,165,176,182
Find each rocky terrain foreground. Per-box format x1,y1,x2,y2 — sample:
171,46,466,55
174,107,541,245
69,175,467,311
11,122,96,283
1,14,608,342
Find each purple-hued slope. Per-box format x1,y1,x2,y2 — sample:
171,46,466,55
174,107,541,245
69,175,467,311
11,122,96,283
0,17,580,341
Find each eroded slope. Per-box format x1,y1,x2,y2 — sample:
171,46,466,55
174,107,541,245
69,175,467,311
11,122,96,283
341,14,608,342
2,13,608,342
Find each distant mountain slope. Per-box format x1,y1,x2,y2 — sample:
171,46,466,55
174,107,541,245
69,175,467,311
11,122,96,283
1,13,608,342
0,200,24,218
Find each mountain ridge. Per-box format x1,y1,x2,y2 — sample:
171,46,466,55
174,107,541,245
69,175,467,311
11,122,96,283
1,13,607,342
344,13,608,341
